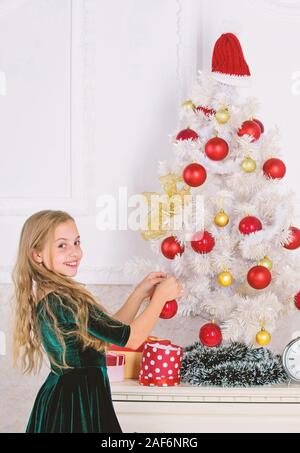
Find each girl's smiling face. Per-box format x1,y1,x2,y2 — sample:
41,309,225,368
33,220,83,277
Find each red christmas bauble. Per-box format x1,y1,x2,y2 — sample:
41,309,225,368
159,300,178,319
239,216,263,235
238,120,262,142
295,292,300,310
161,236,185,260
183,163,207,187
191,231,215,254
205,137,229,161
247,266,272,290
284,227,300,250
263,158,286,180
199,323,222,347
195,106,216,117
253,118,264,134
176,128,199,142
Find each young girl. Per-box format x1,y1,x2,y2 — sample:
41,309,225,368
12,210,182,433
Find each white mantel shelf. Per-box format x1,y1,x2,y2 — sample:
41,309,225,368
111,379,300,403
111,380,300,432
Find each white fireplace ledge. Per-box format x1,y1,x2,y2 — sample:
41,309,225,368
111,380,300,433
111,379,300,403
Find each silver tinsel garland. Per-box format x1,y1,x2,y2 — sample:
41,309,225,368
180,342,288,387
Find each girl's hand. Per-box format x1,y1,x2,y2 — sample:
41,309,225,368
152,276,183,303
134,272,167,300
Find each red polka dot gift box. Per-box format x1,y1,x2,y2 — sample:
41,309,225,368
139,336,184,387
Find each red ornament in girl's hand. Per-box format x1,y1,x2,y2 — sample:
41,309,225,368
247,266,272,290
239,216,263,235
183,163,207,187
161,236,184,260
295,292,300,310
176,128,199,141
159,300,178,319
238,120,261,142
263,158,286,180
205,137,229,161
284,227,300,250
199,323,222,347
191,231,215,254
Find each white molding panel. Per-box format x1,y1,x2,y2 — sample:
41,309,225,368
0,0,92,216
0,0,28,17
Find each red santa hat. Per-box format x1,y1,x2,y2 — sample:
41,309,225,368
211,33,251,86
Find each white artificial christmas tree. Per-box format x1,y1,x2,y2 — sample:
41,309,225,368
126,33,300,386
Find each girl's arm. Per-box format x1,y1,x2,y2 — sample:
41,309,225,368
112,289,144,324
83,275,181,349
113,272,168,324
125,277,182,350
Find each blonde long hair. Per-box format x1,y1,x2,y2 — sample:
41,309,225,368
12,210,110,375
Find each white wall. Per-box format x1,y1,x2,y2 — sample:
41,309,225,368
1,0,300,433
1,0,300,284
0,0,201,284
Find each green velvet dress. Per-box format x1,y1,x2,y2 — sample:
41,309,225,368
26,292,131,433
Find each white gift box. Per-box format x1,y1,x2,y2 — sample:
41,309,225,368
106,352,126,382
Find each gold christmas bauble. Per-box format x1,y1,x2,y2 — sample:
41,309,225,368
258,256,273,271
218,271,233,287
214,210,230,228
241,157,257,173
256,328,272,346
215,108,230,124
182,100,195,111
